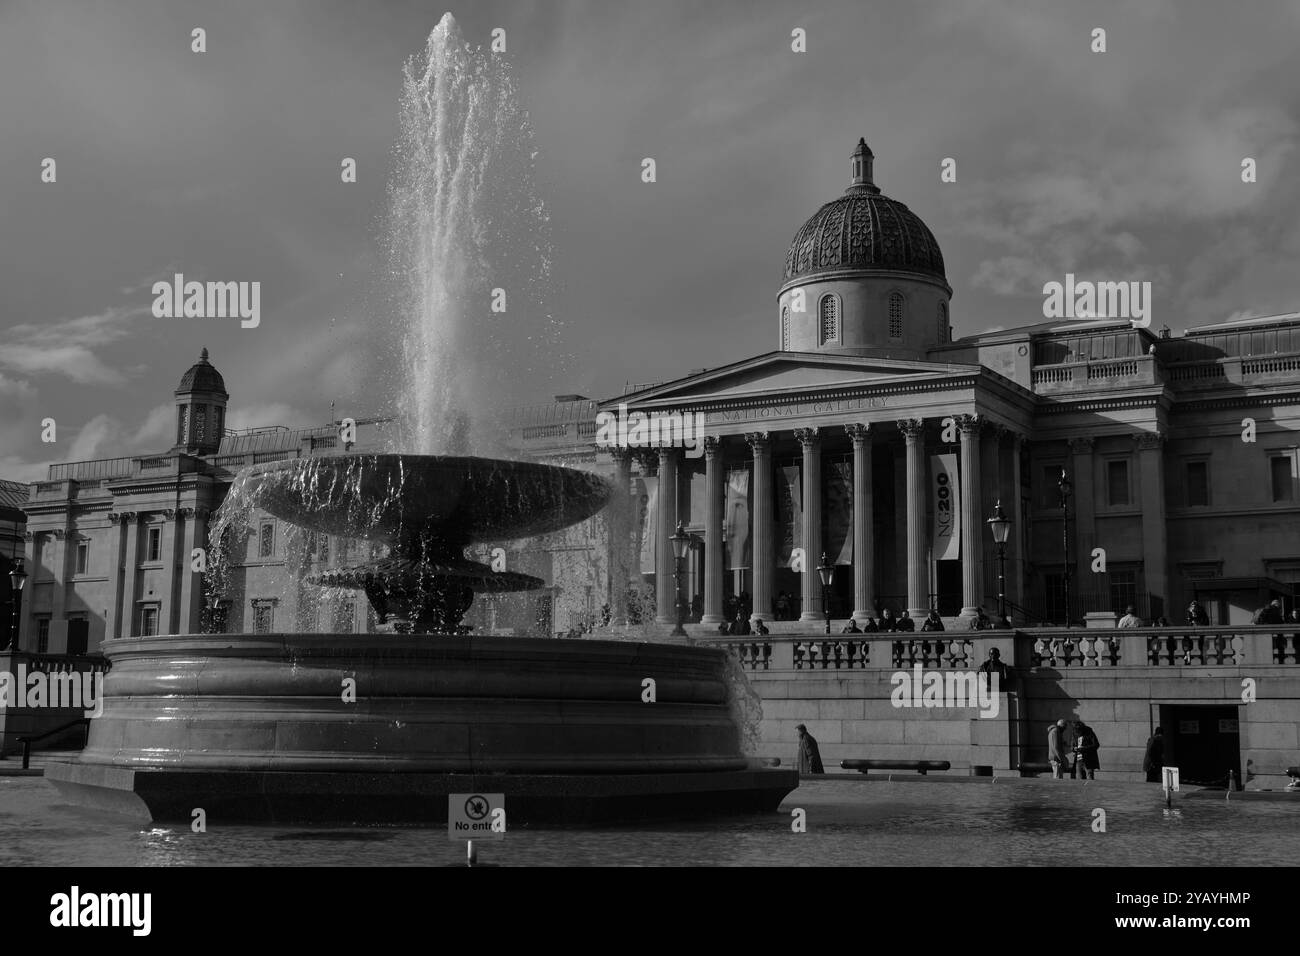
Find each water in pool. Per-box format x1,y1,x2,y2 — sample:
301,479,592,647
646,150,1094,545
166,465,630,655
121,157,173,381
4,776,1296,867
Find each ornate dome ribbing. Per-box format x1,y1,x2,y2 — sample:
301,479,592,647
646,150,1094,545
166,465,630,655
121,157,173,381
176,347,228,396
783,139,947,285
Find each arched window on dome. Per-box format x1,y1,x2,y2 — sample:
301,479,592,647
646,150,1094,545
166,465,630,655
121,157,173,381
938,302,949,343
888,292,904,339
819,294,840,346
781,306,790,350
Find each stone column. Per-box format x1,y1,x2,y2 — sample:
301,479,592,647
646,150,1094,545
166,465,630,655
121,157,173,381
1135,432,1168,619
1069,437,1097,612
746,432,772,625
159,509,179,635
121,512,141,636
654,447,680,626
702,437,725,624
958,414,983,619
898,419,928,619
845,423,875,622
795,427,823,622
177,507,209,635
48,528,68,649
104,513,127,640
608,448,633,625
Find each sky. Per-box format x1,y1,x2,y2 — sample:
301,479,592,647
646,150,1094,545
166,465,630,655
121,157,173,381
2,0,1299,480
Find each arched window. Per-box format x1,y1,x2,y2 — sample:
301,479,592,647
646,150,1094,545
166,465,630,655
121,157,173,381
938,302,948,343
889,292,904,339
781,306,790,350
819,294,840,345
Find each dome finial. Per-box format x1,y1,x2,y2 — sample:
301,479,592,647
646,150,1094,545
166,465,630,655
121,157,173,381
849,137,879,193
200,347,209,363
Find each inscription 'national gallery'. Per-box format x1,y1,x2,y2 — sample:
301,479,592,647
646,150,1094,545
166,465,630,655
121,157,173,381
710,396,890,423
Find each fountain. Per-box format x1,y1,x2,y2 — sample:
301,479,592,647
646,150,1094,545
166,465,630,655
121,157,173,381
44,14,796,825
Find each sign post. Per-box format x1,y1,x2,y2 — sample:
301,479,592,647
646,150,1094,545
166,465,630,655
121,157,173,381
1161,766,1179,808
448,793,506,864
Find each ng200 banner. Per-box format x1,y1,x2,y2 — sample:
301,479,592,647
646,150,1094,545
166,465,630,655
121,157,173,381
931,453,960,561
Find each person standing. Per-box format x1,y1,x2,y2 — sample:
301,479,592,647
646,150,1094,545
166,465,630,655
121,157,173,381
1117,605,1142,628
1047,719,1070,779
1186,601,1209,626
1142,727,1164,783
1073,722,1100,780
796,724,824,775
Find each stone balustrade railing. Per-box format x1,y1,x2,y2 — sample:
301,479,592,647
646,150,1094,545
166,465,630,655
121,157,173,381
701,626,1300,672
0,650,111,675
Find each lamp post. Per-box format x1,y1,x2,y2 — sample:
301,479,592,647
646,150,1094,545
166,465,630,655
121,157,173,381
817,552,834,635
1058,468,1072,628
670,522,689,637
7,558,27,651
986,500,1011,627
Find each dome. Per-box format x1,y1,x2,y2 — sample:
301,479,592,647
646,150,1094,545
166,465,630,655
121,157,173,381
176,347,228,396
782,139,947,287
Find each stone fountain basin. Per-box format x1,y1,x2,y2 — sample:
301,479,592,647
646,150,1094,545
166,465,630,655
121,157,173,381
240,454,613,545
45,634,797,823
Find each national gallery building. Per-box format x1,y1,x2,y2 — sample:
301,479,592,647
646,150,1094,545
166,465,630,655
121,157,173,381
12,138,1300,656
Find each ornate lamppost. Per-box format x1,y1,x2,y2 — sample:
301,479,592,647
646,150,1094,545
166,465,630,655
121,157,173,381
986,500,1011,627
7,558,27,651
1058,468,1072,628
670,522,689,637
817,552,834,635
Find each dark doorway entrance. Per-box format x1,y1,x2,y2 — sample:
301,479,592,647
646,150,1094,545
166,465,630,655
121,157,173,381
935,560,961,616
66,617,89,656
1160,704,1241,787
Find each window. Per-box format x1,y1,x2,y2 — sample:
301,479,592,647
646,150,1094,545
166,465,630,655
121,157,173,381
1106,459,1131,506
177,406,188,445
1039,465,1065,509
818,294,839,345
146,527,161,562
252,600,275,634
889,292,904,339
140,605,159,636
259,522,275,558
215,406,224,439
76,541,89,574
1108,569,1139,614
195,406,207,442
1185,460,1209,507
1043,572,1067,625
781,307,790,350
938,302,948,343
36,616,50,654
1270,455,1295,502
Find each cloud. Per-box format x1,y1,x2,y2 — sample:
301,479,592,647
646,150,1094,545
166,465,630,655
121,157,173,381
0,305,149,386
132,403,174,448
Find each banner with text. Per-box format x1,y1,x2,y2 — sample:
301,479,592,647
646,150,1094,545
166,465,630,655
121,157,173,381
931,453,960,561
633,476,657,575
824,457,853,566
724,467,751,570
776,461,802,567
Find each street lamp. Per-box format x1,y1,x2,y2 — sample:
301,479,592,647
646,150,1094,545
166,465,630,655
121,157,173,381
986,500,1012,627
817,552,835,635
1058,468,1072,628
670,522,689,637
7,559,27,651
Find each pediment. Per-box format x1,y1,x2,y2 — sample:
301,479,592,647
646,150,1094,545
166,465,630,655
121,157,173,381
610,351,979,409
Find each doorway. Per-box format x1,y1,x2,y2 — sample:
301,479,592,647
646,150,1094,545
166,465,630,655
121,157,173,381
1160,704,1241,787
934,560,961,616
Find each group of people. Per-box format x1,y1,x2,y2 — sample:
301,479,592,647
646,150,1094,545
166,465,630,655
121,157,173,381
1046,718,1102,779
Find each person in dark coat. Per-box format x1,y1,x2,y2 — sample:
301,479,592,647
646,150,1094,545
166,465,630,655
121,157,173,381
860,615,879,633
1186,601,1209,626
896,610,916,632
840,619,861,634
1072,721,1101,780
879,609,897,632
921,610,945,632
754,618,770,636
1142,727,1164,783
977,648,1009,688
796,724,824,775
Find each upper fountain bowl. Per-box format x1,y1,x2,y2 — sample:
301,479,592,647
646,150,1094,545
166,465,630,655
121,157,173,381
240,453,613,546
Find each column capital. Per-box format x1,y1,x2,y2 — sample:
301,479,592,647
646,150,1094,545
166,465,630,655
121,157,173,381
702,435,721,458
631,449,658,474
22,530,34,540
162,508,177,520
1132,431,1165,450
896,418,924,440
607,445,634,464
1068,436,1096,454
743,431,771,452
956,413,982,435
656,445,679,464
106,512,120,524
51,528,65,539
793,426,820,448
119,511,139,523
844,422,871,443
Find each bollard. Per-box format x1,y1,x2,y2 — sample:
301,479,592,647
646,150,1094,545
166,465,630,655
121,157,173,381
466,839,477,867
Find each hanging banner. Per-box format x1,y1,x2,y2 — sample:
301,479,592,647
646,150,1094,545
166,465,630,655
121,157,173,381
776,461,802,567
931,453,960,561
633,475,657,575
688,470,708,529
824,457,853,566
723,467,751,570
